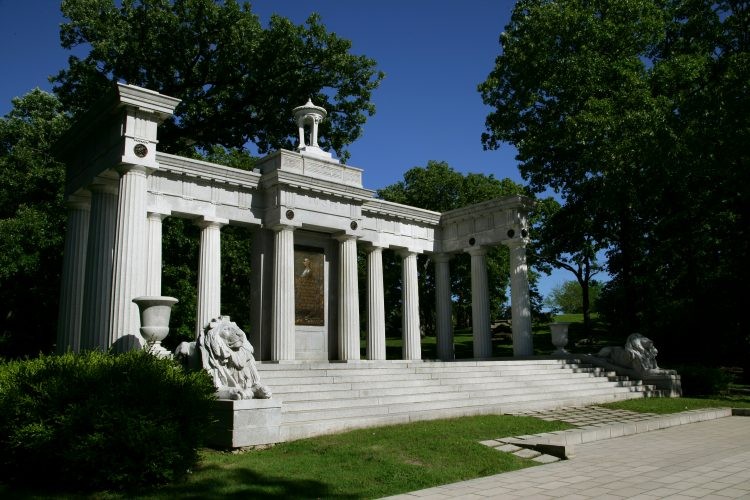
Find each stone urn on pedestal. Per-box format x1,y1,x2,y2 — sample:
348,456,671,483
550,322,571,356
132,296,178,358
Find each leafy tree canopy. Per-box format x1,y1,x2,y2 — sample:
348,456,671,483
479,0,749,366
0,90,69,356
544,280,602,315
54,0,385,162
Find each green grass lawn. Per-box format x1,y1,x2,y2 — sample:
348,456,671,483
600,395,750,414
2,415,570,499
146,415,571,499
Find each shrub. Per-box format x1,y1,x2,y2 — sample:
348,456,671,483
0,350,215,493
673,364,733,396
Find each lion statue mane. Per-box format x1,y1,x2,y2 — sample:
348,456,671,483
175,316,271,400
595,333,663,375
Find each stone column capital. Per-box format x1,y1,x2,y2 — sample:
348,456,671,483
88,180,119,196
333,232,358,243
66,193,91,212
465,246,488,257
116,163,150,177
270,223,296,233
363,243,387,253
396,248,419,259
504,238,528,249
147,210,171,221
431,252,452,264
195,216,229,229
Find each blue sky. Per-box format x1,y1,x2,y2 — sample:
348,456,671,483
0,0,578,300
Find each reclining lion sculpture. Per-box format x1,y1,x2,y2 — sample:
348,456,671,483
175,316,271,400
595,333,668,376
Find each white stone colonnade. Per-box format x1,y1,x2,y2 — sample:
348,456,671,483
55,83,535,361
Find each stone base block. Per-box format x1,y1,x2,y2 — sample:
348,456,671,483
643,373,682,397
208,399,282,449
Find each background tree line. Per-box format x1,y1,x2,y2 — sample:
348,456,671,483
480,0,749,370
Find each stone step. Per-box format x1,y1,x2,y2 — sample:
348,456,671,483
280,385,639,424
278,389,645,441
279,378,638,411
251,360,653,442
263,363,607,383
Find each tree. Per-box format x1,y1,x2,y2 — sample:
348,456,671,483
479,0,666,334
545,280,602,316
0,90,70,357
54,0,384,162
377,161,528,342
479,0,749,367
531,196,604,337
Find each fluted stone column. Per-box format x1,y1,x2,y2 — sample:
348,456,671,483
468,247,492,359
80,183,118,350
109,165,149,351
433,253,454,360
195,217,227,338
337,234,360,361
145,211,169,296
56,197,90,353
399,250,421,360
507,239,533,356
271,225,295,360
366,245,386,360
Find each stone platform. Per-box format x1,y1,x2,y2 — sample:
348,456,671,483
256,358,659,443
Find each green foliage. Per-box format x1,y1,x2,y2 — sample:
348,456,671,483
55,0,384,162
0,350,215,492
670,364,734,397
0,90,70,357
480,0,750,366
377,161,528,337
545,280,602,315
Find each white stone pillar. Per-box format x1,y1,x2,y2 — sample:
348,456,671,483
399,250,421,360
80,183,118,350
433,253,454,360
195,217,227,338
109,165,149,351
366,245,386,360
337,234,360,361
56,197,90,353
145,211,169,296
468,247,492,359
507,239,533,356
271,225,296,361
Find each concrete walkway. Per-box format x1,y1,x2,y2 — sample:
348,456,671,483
387,413,750,499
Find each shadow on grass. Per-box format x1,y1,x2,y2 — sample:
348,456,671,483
156,465,359,499
1,465,358,500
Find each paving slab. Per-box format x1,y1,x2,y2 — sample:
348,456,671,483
384,416,750,499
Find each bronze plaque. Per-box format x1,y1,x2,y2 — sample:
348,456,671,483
294,247,324,326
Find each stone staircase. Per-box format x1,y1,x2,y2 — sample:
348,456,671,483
256,358,656,442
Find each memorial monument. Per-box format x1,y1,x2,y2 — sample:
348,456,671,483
55,83,535,362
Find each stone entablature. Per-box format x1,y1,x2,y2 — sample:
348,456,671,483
439,196,531,253
361,199,440,253
149,152,263,226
